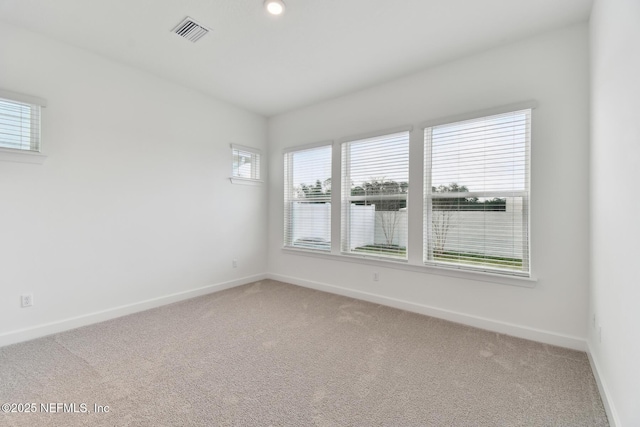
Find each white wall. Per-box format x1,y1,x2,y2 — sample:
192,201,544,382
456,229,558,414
0,23,268,345
590,0,640,425
268,24,590,349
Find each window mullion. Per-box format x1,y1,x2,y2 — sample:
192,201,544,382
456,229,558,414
423,127,434,262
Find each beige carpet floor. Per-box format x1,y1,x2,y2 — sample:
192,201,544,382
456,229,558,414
0,279,607,426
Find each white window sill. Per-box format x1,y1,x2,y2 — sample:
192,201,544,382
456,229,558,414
0,148,47,164
282,247,537,288
229,177,263,186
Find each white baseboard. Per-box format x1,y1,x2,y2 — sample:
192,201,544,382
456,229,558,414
0,274,266,348
587,342,619,427
1,271,586,352
268,273,587,351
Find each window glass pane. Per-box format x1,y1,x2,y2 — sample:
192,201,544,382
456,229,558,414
284,145,332,251
431,196,525,271
0,98,40,152
425,110,530,275
431,112,527,192
342,131,409,259
232,146,261,180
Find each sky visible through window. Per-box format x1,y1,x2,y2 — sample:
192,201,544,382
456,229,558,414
346,132,409,187
289,112,526,197
291,145,331,191
430,111,528,193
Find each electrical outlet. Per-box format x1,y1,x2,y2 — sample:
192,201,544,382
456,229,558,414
373,272,379,281
232,259,238,268
21,293,33,308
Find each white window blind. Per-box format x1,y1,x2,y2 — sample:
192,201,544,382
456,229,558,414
341,131,410,259
424,109,531,276
284,144,332,251
0,95,42,152
231,144,261,182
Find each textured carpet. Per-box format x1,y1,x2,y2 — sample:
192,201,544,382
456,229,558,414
0,279,607,426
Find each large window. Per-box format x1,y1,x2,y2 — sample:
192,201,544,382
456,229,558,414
341,131,410,259
0,92,42,152
424,109,530,276
284,144,332,251
282,105,533,280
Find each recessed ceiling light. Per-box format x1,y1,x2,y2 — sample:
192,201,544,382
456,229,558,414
265,0,285,15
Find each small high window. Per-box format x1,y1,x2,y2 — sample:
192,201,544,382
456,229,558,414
231,144,262,184
0,90,45,153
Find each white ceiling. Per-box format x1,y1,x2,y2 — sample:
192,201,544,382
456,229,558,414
0,0,593,117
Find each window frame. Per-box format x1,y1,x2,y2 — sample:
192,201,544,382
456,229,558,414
281,102,537,286
283,141,333,252
230,144,262,185
340,129,411,261
421,102,535,277
0,89,47,164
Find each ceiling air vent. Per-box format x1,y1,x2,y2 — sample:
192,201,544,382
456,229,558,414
172,17,210,43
